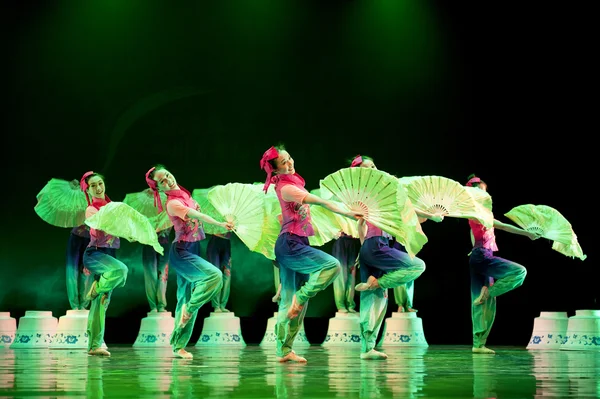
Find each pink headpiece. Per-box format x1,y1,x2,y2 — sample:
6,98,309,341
350,155,363,168
80,171,95,206
466,176,482,187
145,167,164,213
260,146,280,193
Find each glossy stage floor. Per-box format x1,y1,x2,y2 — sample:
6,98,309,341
0,345,599,398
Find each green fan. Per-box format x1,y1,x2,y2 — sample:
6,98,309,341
123,188,167,218
398,175,494,228
84,202,164,255
306,189,342,246
147,211,173,232
191,187,229,235
465,186,493,213
504,204,586,260
311,188,359,238
207,183,267,252
320,167,427,258
34,178,88,228
247,183,281,260
123,188,173,231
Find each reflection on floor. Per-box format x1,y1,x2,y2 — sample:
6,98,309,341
0,345,599,398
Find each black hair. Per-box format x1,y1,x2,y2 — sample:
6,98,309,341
467,173,486,187
148,164,167,181
268,144,286,171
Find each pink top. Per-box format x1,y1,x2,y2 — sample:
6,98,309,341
275,174,315,237
469,219,498,251
86,204,120,249
364,221,392,240
166,189,206,243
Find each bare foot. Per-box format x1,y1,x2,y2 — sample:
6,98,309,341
277,351,307,363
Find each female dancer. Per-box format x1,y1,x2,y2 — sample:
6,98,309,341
146,165,233,359
81,171,129,357
466,174,539,354
260,145,361,363
350,155,442,360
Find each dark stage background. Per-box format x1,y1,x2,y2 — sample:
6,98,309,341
2,1,595,346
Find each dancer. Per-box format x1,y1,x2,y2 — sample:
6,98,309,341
81,171,129,357
146,165,233,359
206,232,233,313
66,223,94,310
465,174,540,354
142,226,172,312
260,145,361,363
349,155,442,360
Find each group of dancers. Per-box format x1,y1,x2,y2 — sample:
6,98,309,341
63,145,540,361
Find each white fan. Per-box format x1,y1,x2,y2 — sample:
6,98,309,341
207,183,266,252
248,182,281,260
505,204,586,261
398,175,494,228
320,167,427,258
191,187,229,235
84,202,163,255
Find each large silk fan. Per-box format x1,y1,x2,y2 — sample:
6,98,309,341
124,188,173,231
207,183,266,252
34,178,88,228
147,211,173,232
465,186,493,213
307,189,342,246
84,202,164,255
398,175,494,228
191,187,229,235
312,188,359,237
248,183,280,260
123,188,167,218
321,167,427,258
504,204,586,260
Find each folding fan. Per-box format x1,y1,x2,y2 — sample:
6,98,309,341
123,188,167,218
465,186,493,213
504,204,586,260
123,188,173,231
246,183,281,260
34,178,88,228
207,183,267,252
312,187,359,237
147,210,173,232
84,202,164,255
305,189,342,246
320,167,427,258
191,187,229,235
398,175,494,228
